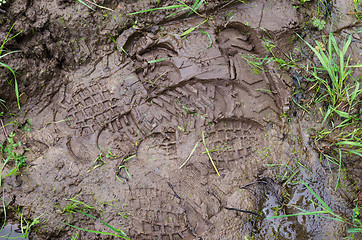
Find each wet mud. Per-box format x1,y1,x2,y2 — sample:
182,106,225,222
0,0,361,239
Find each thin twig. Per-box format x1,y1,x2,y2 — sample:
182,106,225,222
179,141,199,169
210,191,262,217
83,0,114,11
168,182,181,199
202,131,220,176
219,0,238,11
225,207,263,217
0,118,8,139
151,70,169,85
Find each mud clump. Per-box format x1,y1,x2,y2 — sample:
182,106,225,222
0,0,354,239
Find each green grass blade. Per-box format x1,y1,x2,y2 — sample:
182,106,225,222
312,214,345,222
165,7,188,18
349,150,362,157
129,5,184,15
14,74,20,109
67,199,95,210
123,154,136,162
266,211,329,219
310,41,327,69
0,191,7,233
336,141,362,147
65,223,129,239
76,0,95,11
334,109,350,118
342,35,352,56
347,63,362,68
328,31,334,62
0,62,20,109
301,179,333,212
322,105,333,124
0,50,22,59
292,97,310,113
335,149,342,191
0,23,17,55
352,204,359,222
119,46,128,55
116,174,125,183
187,0,204,17
0,99,6,109
285,164,334,213
348,227,362,233
330,31,339,55
200,29,212,49
323,34,338,87
75,210,128,238
180,18,208,38
147,58,168,64
1,23,22,109
339,52,345,90
176,0,202,17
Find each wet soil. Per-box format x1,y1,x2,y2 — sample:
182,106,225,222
0,0,361,239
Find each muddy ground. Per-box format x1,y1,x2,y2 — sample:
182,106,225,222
0,0,361,239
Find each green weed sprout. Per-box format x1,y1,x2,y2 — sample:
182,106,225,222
59,195,129,238
116,155,135,183
71,231,80,240
0,193,42,239
0,132,27,186
62,195,96,215
0,23,22,109
0,99,6,109
312,18,326,30
298,31,362,159
348,204,362,238
353,0,362,19
16,209,42,238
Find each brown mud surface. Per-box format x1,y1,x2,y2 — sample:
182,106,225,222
0,0,361,239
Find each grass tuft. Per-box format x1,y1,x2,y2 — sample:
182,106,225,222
299,32,362,116
296,30,362,163
0,132,27,187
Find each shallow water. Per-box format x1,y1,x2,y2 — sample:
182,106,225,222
0,224,27,239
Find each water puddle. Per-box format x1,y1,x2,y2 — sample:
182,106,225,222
0,224,28,239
